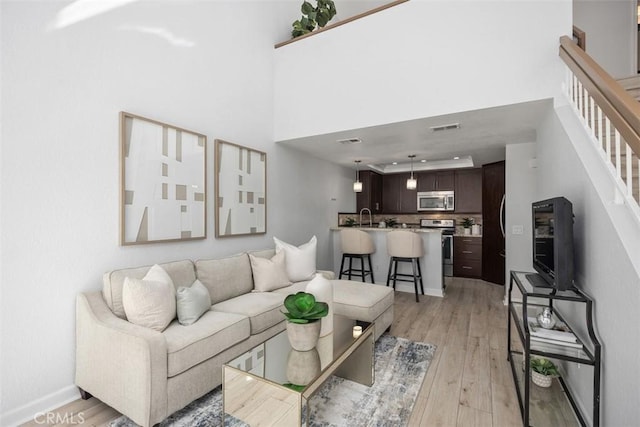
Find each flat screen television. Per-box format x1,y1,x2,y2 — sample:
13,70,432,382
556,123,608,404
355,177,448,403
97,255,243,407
527,197,575,291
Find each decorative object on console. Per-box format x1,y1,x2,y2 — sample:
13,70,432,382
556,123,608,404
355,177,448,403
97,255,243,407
291,0,337,38
353,160,363,193
215,139,266,238
176,279,210,326
530,357,559,388
406,154,417,190
274,235,317,282
536,306,556,330
282,291,329,351
120,112,206,245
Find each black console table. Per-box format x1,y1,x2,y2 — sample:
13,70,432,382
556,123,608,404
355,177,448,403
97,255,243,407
507,271,601,426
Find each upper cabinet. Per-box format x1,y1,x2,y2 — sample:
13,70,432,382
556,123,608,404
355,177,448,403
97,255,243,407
454,168,483,213
356,170,383,213
381,173,418,214
417,171,455,192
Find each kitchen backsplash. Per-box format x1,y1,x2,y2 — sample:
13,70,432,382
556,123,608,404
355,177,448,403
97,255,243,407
337,212,483,235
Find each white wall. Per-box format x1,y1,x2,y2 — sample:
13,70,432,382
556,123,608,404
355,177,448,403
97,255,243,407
274,0,572,141
504,142,538,294
0,1,354,423
573,0,636,79
536,106,640,425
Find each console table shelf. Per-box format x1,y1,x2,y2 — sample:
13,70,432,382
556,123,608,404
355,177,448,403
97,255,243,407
507,271,601,427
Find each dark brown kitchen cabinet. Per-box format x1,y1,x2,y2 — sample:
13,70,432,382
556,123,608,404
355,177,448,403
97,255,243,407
482,161,505,285
454,168,483,213
381,173,417,213
356,170,383,213
416,171,455,192
453,236,482,278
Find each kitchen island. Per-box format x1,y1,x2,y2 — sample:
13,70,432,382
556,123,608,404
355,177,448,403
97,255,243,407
330,227,444,298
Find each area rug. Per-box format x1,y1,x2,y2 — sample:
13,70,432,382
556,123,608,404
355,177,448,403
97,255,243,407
109,334,436,427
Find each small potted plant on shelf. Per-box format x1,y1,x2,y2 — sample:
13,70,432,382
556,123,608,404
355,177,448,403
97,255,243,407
291,0,337,38
530,357,559,388
282,292,329,351
343,217,356,227
461,217,474,235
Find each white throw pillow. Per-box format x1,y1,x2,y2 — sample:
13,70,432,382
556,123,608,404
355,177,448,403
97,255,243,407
122,264,176,332
176,279,211,326
274,235,317,282
249,251,291,292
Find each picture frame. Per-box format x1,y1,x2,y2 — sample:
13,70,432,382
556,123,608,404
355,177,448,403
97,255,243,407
215,139,267,237
120,112,207,245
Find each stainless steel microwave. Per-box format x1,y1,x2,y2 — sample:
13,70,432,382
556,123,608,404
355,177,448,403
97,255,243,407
417,191,455,211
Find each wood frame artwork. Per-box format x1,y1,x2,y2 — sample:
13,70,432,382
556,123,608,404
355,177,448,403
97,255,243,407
120,112,207,245
215,139,267,237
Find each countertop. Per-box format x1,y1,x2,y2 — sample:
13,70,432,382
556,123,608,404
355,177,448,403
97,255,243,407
453,234,483,238
331,226,441,233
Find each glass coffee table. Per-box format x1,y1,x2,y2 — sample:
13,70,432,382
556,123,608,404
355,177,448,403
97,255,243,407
222,315,374,426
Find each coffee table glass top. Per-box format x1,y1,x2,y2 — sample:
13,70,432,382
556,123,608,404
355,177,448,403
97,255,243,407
223,315,374,426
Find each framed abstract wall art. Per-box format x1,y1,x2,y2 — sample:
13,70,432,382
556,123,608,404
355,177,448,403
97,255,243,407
120,112,207,245
215,139,266,237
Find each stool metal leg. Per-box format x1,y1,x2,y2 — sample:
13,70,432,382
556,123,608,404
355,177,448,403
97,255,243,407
348,256,353,280
416,258,425,295
359,255,366,283
392,258,399,290
339,254,347,279
367,254,375,284
386,258,394,287
411,258,420,302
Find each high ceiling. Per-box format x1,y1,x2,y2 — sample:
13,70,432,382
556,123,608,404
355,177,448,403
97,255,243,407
278,99,552,173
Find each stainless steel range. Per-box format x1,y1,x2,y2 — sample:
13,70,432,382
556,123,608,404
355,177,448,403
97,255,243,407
420,219,455,277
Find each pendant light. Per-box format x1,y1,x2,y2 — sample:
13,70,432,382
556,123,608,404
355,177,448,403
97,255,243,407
353,160,363,193
406,155,417,190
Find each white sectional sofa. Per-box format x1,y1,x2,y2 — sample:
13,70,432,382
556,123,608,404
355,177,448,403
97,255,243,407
75,249,394,427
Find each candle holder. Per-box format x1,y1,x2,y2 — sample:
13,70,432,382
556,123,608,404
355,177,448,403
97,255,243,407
352,325,363,338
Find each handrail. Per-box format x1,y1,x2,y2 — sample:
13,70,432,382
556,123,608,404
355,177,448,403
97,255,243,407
559,35,640,158
275,0,409,49
572,26,586,50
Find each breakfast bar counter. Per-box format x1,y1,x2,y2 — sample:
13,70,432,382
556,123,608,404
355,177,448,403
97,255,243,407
330,227,444,298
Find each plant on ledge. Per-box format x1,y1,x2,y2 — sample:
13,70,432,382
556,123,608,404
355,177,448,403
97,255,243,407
383,217,398,228
291,0,337,38
461,217,474,228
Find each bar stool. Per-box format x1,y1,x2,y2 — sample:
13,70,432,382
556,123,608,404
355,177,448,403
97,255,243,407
386,230,424,302
339,229,375,283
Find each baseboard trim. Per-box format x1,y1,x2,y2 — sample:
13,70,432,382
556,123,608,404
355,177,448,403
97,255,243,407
1,384,80,427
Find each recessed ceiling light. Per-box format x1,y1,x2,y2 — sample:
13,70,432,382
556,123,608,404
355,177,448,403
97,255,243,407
420,159,427,163
392,162,398,165
430,123,460,132
453,156,460,160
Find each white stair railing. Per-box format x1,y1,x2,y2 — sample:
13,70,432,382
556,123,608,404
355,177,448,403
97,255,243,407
560,36,640,219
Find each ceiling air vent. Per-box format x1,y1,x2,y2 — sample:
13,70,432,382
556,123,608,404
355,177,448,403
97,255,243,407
430,123,460,132
337,137,362,145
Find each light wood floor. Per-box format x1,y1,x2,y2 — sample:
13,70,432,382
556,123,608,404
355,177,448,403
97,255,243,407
22,277,522,427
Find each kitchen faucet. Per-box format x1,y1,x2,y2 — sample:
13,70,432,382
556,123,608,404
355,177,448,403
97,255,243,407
359,208,372,228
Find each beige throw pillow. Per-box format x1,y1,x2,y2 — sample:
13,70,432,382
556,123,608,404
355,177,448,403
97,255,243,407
122,264,176,332
176,280,211,326
274,235,317,282
249,251,291,292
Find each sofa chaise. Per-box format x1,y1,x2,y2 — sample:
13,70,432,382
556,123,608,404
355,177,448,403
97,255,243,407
75,248,394,427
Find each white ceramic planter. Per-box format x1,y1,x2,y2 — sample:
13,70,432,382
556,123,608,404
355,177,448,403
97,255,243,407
286,321,321,351
306,273,333,337
531,370,553,388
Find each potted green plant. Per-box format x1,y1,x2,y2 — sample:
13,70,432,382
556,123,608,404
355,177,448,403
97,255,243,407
343,217,356,227
383,217,398,228
291,0,337,38
530,357,559,388
461,217,474,235
282,292,329,351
